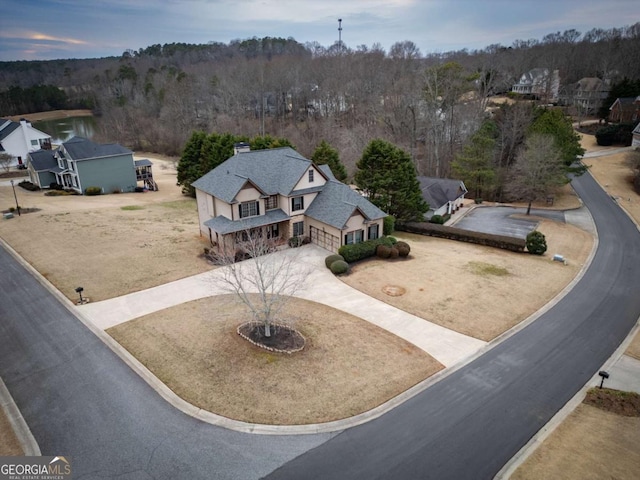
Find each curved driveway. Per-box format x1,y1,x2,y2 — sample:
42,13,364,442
1,170,639,479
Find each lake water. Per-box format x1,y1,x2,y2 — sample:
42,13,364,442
33,116,96,144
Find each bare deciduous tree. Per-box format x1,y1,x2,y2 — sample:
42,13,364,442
0,153,13,173
212,229,311,337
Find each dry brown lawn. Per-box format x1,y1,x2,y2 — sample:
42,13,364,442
511,403,640,480
0,407,23,455
107,295,442,424
341,219,593,341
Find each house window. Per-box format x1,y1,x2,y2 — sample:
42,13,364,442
265,195,278,210
308,169,314,183
267,223,279,239
368,224,379,240
292,221,304,237
31,140,38,146
239,201,259,219
291,196,304,212
345,229,364,245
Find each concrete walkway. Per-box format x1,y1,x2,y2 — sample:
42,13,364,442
79,244,486,368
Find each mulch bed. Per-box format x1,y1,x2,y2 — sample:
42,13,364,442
237,322,305,354
584,388,640,417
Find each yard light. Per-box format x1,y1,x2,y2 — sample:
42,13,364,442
598,370,609,389
9,179,20,216
75,286,85,305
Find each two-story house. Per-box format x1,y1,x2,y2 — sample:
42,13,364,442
28,136,157,193
0,118,52,168
511,68,560,103
192,146,386,253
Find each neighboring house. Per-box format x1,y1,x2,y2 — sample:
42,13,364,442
27,136,157,193
418,177,467,219
0,118,51,168
560,77,610,115
511,68,560,103
608,96,640,123
632,123,640,149
192,146,386,253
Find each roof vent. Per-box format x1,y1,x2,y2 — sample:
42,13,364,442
233,142,250,155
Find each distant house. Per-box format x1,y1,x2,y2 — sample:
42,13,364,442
0,118,51,168
192,146,386,253
27,136,157,193
632,123,640,149
417,177,467,219
560,77,610,115
511,68,560,103
608,96,640,123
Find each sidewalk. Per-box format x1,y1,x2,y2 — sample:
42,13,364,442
79,244,486,368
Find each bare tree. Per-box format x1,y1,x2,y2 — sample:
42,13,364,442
505,133,568,214
212,229,311,338
0,153,13,173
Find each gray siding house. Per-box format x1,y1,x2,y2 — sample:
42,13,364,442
192,147,386,253
28,137,156,193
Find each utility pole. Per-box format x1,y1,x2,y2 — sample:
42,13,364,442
338,18,343,53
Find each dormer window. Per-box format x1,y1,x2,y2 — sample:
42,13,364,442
265,195,278,210
308,169,314,183
291,196,304,212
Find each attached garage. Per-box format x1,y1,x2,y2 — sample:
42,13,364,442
310,226,340,252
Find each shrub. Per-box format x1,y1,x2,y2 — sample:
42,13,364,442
474,198,483,204
383,215,395,235
395,241,411,257
339,236,396,263
430,214,445,224
85,186,102,196
330,260,349,275
18,180,40,191
49,182,64,190
288,236,303,248
389,247,399,259
325,254,345,269
376,244,391,258
526,230,547,255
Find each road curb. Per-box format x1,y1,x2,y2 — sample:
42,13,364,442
0,376,41,456
494,318,640,479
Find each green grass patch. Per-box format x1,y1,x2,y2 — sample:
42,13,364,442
468,261,509,276
121,205,145,211
159,200,196,210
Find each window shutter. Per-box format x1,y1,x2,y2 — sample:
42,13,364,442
238,204,242,218
256,202,260,215
301,197,304,209
291,198,295,211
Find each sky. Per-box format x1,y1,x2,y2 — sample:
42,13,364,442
0,0,637,61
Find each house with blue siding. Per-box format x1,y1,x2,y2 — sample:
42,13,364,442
192,146,386,253
27,136,157,193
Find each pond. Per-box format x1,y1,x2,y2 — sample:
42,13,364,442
33,116,96,144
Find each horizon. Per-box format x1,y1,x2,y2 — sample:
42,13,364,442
0,0,637,62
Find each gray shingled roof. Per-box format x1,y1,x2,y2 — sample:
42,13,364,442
0,119,20,143
204,208,289,235
418,177,467,210
305,180,386,230
63,136,132,161
29,149,58,171
134,159,153,167
192,147,317,203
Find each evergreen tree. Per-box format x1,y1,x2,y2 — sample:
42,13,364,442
177,131,207,196
311,140,348,182
354,139,427,222
452,120,499,199
529,108,585,168
249,135,294,150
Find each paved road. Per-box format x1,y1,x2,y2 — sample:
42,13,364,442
1,169,639,479
452,206,566,238
264,171,640,479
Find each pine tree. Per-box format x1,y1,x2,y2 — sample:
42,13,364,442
311,140,348,182
355,139,427,222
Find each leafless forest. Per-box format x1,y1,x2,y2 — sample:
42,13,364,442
1,23,638,177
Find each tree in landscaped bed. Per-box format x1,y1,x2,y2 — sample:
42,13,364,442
355,139,428,223
526,230,547,255
529,107,585,171
311,140,348,182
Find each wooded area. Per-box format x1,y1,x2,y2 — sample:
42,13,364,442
0,23,638,187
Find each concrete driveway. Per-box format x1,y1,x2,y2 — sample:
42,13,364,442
451,205,566,238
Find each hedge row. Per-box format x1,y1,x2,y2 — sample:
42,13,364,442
399,222,526,252
338,236,397,263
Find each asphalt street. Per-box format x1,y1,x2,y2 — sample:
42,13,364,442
265,171,640,479
453,206,566,238
0,169,639,480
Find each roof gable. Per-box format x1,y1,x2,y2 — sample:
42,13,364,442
418,177,467,210
62,136,132,160
28,149,58,171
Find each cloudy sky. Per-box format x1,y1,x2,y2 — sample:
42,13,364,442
0,0,636,61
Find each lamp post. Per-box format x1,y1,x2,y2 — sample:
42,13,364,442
9,179,20,216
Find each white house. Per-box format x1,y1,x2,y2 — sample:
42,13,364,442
418,176,468,219
0,118,52,168
191,146,387,253
511,68,560,103
632,123,640,149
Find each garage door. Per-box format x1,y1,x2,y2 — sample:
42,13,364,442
310,226,340,252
